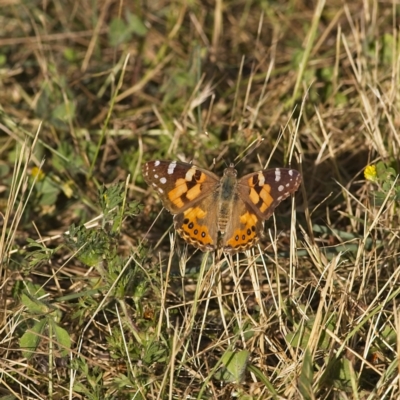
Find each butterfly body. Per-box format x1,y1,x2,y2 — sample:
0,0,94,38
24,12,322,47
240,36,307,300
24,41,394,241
217,166,239,231
142,160,301,253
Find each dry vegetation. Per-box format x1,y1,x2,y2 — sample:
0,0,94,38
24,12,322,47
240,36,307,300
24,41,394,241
1,0,400,399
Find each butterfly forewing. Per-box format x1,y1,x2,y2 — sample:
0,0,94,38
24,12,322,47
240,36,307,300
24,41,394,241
237,168,301,220
142,160,219,214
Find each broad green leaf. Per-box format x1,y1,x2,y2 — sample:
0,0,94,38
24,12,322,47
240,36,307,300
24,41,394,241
215,350,250,383
21,292,51,314
126,13,148,36
20,319,47,359
52,101,76,122
52,321,71,357
109,18,132,47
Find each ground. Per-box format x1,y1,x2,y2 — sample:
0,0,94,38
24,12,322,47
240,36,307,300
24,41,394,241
0,1,399,399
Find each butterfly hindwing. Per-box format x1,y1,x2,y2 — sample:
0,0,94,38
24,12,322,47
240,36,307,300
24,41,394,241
221,199,264,253
173,195,219,252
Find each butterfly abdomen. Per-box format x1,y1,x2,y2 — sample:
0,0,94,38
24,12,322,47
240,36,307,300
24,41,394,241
217,197,237,233
218,169,239,233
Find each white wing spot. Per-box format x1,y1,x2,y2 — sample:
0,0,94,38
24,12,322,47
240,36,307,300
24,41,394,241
275,169,281,182
277,196,283,201
185,167,197,181
154,174,159,179
167,161,177,175
158,187,164,194
160,177,167,184
289,170,293,176
257,172,265,185
154,160,160,166
286,183,290,187
278,185,284,192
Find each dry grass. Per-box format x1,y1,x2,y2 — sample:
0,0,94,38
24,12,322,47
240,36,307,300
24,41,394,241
1,0,399,399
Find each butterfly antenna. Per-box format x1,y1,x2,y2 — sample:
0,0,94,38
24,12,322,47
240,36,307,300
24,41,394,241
234,136,264,167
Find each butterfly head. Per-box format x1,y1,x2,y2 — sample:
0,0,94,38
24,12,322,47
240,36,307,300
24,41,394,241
223,164,238,178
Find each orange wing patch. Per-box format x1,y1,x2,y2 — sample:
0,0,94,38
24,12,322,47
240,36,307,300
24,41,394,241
247,175,274,213
168,178,188,208
257,185,274,213
167,170,208,208
177,206,214,247
225,211,258,249
186,183,202,201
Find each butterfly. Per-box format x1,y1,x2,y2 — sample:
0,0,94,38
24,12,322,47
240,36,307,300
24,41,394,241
142,160,301,254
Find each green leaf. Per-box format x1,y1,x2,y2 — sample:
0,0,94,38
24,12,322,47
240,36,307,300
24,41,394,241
21,292,51,314
0,394,18,400
142,340,168,365
109,18,132,47
338,357,352,382
215,350,250,383
286,315,336,351
63,47,78,62
0,54,7,67
381,33,395,64
126,12,148,36
52,101,76,122
36,177,61,206
298,349,315,400
20,319,47,359
247,364,279,396
52,321,71,357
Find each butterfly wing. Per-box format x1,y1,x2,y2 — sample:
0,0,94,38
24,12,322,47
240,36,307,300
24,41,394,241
142,160,220,213
221,168,301,253
142,160,221,250
221,199,264,253
173,195,220,251
237,168,301,219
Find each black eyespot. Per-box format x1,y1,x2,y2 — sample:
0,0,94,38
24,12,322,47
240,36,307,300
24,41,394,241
194,229,198,235
251,225,256,232
183,218,189,224
188,222,194,229
247,228,251,236
235,235,239,241
201,232,206,238
242,234,245,240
